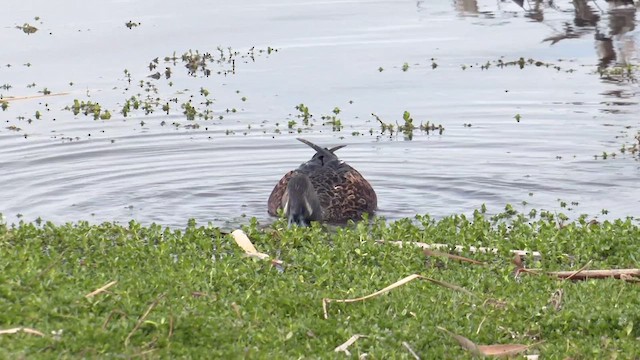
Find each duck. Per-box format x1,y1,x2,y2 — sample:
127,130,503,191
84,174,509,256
268,138,377,226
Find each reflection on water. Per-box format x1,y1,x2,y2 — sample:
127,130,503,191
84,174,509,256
0,0,639,229
440,0,638,70
418,0,638,71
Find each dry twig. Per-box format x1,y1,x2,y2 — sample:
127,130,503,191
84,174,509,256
125,294,164,347
85,280,117,299
0,327,45,337
322,274,473,319
334,334,368,356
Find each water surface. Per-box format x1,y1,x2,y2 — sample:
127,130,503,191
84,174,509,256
1,0,639,228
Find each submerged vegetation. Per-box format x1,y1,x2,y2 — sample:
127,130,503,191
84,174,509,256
1,208,639,358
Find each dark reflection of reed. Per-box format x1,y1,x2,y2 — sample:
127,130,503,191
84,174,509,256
418,0,638,73
520,0,636,71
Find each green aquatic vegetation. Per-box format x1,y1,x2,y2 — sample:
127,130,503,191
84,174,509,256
402,62,409,72
461,57,574,73
0,209,639,358
373,112,444,139
321,107,343,131
34,110,41,119
125,21,141,29
397,111,415,139
515,113,522,122
1,101,8,111
419,121,444,135
372,113,395,137
123,69,132,84
295,103,312,125
1,84,11,90
100,110,112,120
181,102,197,121
16,23,38,34
66,99,109,120
64,47,276,128
597,63,639,83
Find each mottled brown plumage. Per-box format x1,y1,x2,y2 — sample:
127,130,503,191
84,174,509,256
268,138,377,225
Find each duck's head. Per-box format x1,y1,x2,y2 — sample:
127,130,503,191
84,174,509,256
282,172,322,227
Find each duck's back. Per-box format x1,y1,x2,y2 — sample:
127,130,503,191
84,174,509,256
267,139,377,224
297,158,377,223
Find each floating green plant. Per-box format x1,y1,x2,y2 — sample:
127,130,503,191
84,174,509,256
597,63,640,83
182,102,197,121
372,113,394,136
62,46,277,128
461,57,575,73
125,21,141,29
420,121,444,135
16,23,38,34
397,111,415,139
65,99,110,120
295,103,312,126
321,107,343,131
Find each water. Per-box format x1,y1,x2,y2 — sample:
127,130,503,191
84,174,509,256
1,0,639,229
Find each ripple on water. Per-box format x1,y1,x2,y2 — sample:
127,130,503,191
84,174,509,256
1,0,639,227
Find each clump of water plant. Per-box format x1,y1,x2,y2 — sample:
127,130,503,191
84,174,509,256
65,99,109,120
419,121,444,135
397,111,415,139
372,112,444,139
461,57,575,73
295,103,312,126
125,21,141,29
16,23,38,34
597,63,639,83
321,107,343,131
63,46,277,128
372,113,395,137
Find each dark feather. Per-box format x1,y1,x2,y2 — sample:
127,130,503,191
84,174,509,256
267,138,377,224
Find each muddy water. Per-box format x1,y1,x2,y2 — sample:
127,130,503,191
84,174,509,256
1,0,639,228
